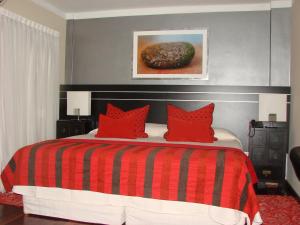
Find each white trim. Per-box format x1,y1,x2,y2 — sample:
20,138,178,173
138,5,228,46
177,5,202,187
60,90,291,96
30,0,66,18
66,0,292,20
61,97,291,104
76,98,260,103
271,0,293,8
66,4,270,20
31,0,292,20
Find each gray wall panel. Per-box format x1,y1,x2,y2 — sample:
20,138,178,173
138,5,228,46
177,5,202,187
65,9,290,86
66,11,268,85
271,8,291,86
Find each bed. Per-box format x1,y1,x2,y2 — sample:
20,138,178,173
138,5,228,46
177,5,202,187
3,84,282,225
1,126,262,225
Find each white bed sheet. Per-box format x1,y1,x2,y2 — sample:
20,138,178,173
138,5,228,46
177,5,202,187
13,134,261,225
68,133,244,150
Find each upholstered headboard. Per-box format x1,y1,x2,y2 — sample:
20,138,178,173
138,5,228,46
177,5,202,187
59,85,290,151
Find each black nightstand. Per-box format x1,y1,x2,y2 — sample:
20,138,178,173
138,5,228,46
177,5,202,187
56,120,94,138
248,121,288,194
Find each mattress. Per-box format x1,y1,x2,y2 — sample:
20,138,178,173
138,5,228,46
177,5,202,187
9,132,262,225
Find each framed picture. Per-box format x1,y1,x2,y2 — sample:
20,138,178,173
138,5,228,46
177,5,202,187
132,29,208,79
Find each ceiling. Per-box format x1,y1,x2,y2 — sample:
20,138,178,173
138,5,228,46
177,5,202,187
30,0,292,19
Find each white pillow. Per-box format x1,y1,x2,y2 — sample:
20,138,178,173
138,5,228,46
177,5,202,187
213,128,238,141
145,123,167,137
89,123,168,137
88,128,98,135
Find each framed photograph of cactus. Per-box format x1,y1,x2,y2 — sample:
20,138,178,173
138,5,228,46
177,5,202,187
132,29,208,79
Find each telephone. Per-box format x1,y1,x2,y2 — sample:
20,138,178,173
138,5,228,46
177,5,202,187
248,120,263,137
250,120,256,128
248,120,256,137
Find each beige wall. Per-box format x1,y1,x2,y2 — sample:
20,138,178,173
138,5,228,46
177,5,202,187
288,0,300,196
3,0,66,84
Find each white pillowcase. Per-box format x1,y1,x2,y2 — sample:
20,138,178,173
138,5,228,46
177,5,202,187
145,123,168,137
88,123,168,137
88,128,98,135
213,128,238,141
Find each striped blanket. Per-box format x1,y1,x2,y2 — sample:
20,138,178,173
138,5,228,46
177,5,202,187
1,138,259,222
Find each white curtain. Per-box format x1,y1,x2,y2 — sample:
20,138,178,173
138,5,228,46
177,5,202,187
0,8,60,189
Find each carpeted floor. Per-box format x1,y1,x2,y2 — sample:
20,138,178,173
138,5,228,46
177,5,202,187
257,195,300,225
0,192,22,207
0,193,299,224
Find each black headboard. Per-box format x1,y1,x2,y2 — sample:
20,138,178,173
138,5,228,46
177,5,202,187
59,85,290,151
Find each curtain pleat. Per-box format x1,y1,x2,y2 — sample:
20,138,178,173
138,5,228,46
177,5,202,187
0,8,60,191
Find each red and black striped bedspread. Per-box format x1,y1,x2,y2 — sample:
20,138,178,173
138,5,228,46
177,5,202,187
1,138,259,222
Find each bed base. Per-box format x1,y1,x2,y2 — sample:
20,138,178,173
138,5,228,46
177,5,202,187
23,195,125,225
17,186,255,225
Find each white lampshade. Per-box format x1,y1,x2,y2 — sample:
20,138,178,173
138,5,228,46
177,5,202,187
67,91,91,116
258,94,287,122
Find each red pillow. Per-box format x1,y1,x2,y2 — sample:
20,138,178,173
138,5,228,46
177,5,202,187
165,116,215,143
106,103,149,138
165,103,215,142
167,103,214,122
95,114,137,139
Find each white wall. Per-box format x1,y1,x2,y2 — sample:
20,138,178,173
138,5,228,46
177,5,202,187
287,0,300,196
3,0,66,84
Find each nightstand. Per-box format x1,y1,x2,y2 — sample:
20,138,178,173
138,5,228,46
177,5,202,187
248,122,288,194
56,119,94,138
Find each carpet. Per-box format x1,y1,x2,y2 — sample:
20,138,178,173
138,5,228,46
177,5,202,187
0,192,23,207
257,195,300,225
0,193,299,224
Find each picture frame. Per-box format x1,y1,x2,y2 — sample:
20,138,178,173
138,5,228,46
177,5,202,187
132,29,208,79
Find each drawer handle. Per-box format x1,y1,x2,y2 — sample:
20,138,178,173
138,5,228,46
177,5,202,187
262,170,272,176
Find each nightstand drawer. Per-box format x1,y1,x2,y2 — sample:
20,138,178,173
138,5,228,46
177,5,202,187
251,147,267,165
69,123,84,136
255,166,284,181
56,121,71,138
252,130,267,147
269,148,285,165
56,120,93,138
56,125,70,138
